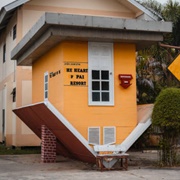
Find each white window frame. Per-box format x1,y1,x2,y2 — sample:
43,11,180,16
88,42,114,106
44,72,49,101
103,126,116,145
88,127,100,145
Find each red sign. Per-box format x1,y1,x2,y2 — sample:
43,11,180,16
119,74,133,89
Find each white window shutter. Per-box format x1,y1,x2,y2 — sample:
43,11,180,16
103,127,116,145
44,72,48,101
88,127,100,145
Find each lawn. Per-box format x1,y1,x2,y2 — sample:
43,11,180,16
0,144,41,155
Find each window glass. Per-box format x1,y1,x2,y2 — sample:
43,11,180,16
92,70,100,79
92,92,100,101
102,82,109,90
102,92,109,102
91,69,110,103
92,81,100,90
101,71,109,80
3,44,6,63
13,25,17,40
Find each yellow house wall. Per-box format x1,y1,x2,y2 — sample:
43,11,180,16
32,41,137,145
33,44,64,111
1,0,140,147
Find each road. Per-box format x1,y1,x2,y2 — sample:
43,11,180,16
0,152,179,180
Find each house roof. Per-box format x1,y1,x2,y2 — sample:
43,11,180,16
127,0,163,21
13,101,154,162
0,0,29,32
11,12,172,66
0,0,163,33
137,104,154,123
13,102,96,163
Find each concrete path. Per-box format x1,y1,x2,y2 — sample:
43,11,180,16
0,152,179,180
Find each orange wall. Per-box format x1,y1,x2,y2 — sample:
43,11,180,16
32,41,137,144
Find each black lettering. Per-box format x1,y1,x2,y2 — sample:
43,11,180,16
76,75,84,79
66,68,72,72
49,70,61,78
70,81,86,86
74,69,88,73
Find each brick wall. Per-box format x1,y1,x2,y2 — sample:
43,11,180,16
41,125,56,163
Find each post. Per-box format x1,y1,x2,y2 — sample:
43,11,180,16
41,125,56,163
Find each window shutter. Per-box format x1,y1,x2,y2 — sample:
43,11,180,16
103,127,116,145
44,72,48,100
88,127,100,145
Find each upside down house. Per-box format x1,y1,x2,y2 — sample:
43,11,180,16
10,0,171,163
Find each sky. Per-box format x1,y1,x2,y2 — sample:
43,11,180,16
0,0,178,10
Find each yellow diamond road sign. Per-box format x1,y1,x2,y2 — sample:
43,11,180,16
168,54,180,81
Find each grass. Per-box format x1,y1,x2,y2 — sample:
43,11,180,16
0,143,41,155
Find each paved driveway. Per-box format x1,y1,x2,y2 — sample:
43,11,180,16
0,153,179,180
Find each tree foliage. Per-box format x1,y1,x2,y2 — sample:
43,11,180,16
152,88,180,131
152,88,180,166
136,0,180,104
136,0,180,166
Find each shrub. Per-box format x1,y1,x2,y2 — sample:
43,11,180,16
152,88,180,166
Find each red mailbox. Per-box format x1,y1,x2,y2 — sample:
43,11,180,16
119,74,133,89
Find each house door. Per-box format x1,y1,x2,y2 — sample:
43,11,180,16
88,42,114,106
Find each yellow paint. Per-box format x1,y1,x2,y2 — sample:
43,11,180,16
32,41,137,144
168,54,180,81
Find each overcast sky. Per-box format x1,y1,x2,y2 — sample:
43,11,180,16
0,0,178,10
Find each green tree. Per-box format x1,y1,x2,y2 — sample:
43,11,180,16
139,0,163,14
152,88,180,166
162,0,180,53
136,0,180,104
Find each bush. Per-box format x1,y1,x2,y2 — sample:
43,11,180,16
152,88,180,166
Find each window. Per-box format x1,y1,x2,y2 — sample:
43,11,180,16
103,126,116,145
13,24,17,40
91,70,110,102
2,109,5,142
88,42,114,106
88,127,100,145
11,88,16,102
3,44,6,63
44,72,48,100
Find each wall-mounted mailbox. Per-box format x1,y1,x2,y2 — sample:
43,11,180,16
119,74,133,89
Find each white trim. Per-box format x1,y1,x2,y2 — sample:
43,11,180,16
88,127,100,145
103,126,116,145
117,119,152,152
127,0,163,21
44,72,48,101
45,101,97,157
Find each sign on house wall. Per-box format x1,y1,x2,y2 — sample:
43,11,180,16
64,61,88,86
